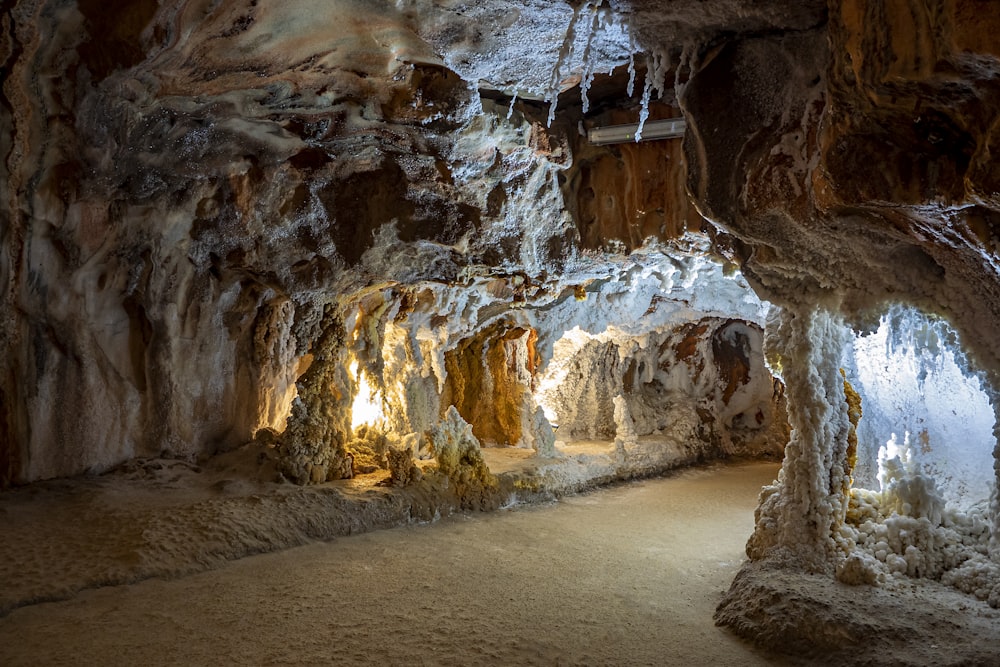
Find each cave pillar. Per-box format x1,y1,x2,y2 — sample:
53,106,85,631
748,307,852,570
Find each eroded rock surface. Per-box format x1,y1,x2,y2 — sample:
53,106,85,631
4,0,1000,660
1,0,801,485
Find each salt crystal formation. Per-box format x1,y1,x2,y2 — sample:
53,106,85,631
847,306,995,507
3,0,1000,658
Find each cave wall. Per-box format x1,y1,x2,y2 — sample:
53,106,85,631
538,318,787,457
0,1,588,484
681,0,1000,373
845,306,995,507
675,0,1000,564
440,321,538,447
2,0,804,485
11,0,996,494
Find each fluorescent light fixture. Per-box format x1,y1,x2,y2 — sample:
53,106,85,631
587,118,686,145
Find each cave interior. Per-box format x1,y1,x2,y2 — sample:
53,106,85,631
3,0,1000,661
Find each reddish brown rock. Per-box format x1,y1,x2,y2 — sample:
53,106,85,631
682,0,1000,378
441,321,538,447
566,102,703,251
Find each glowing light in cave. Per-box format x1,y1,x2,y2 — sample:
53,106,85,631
350,361,385,429
847,307,995,508
534,326,596,428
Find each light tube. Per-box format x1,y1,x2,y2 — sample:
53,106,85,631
587,118,686,145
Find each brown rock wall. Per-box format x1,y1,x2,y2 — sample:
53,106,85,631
441,321,538,447
681,3,1000,380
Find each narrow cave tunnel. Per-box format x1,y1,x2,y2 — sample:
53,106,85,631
3,0,1000,664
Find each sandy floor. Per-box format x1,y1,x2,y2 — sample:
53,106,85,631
0,462,787,666
0,438,719,617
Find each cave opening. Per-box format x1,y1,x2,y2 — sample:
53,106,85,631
349,360,385,430
317,236,788,486
533,317,786,460
736,302,1000,613
820,305,999,592
846,305,995,511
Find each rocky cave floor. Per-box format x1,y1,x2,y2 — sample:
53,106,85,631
0,443,998,666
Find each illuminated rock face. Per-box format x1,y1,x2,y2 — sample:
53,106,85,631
0,0,794,485
1,0,998,552
537,318,787,456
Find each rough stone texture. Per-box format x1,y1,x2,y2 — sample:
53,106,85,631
440,321,538,447
681,1,1000,375
385,445,422,486
427,406,500,510
539,317,787,458
842,370,862,478
5,2,1000,659
3,2,998,606
4,1,1000,661
745,309,854,571
0,0,552,483
276,307,353,484
715,561,1000,666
